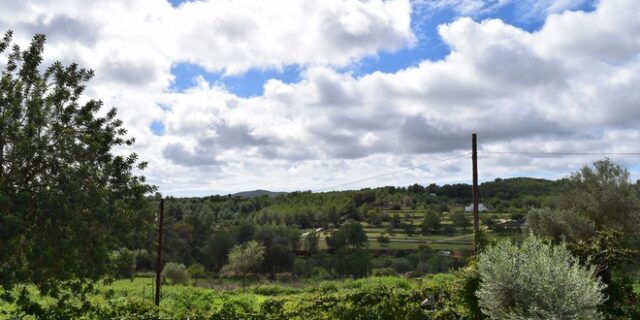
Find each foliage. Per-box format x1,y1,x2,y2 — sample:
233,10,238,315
331,248,372,278
377,234,390,244
222,241,265,287
204,229,238,272
421,211,441,234
326,221,368,252
526,207,596,242
0,31,155,294
303,231,319,254
556,159,640,235
476,236,605,319
451,212,470,230
187,263,206,286
163,262,189,285
0,275,478,319
254,225,299,278
110,248,137,280
568,230,640,317
526,159,640,318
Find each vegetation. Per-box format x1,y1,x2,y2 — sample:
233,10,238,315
477,236,605,319
0,31,154,297
162,262,189,285
222,241,265,287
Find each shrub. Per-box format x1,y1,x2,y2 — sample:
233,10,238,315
372,268,396,276
187,263,206,286
162,262,190,285
377,234,390,244
476,236,606,319
391,258,413,274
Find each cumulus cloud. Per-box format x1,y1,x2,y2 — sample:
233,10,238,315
0,0,639,194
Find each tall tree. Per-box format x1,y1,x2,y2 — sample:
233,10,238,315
0,31,155,294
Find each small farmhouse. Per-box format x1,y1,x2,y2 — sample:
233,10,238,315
464,203,488,212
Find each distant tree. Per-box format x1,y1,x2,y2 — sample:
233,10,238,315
325,230,346,254
391,213,402,228
304,231,319,254
236,219,255,243
477,236,605,319
402,222,415,236
377,234,390,244
0,31,155,294
254,225,299,278
186,263,206,286
408,183,425,194
451,212,470,231
332,248,371,278
367,210,383,226
326,206,340,226
221,241,265,288
162,262,189,285
340,221,368,249
203,230,237,272
391,258,412,274
421,211,441,234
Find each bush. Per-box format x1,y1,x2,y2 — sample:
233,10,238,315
162,262,190,285
391,258,413,274
372,268,397,276
377,234,390,244
476,236,606,319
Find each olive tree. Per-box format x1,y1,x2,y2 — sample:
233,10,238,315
0,31,155,295
221,241,265,288
162,262,189,285
476,236,605,319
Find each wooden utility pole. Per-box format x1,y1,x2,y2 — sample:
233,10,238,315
472,133,480,254
155,198,164,306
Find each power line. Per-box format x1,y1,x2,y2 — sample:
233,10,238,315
314,153,471,192
481,151,640,156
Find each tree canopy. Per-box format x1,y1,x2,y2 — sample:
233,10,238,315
0,31,155,293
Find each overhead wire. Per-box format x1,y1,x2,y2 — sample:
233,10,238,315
313,152,471,192
310,150,640,193
481,151,640,156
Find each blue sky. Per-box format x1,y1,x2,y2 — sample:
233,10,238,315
169,0,598,98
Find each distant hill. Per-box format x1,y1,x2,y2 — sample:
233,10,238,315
231,189,288,198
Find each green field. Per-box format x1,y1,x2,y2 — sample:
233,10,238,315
0,275,464,319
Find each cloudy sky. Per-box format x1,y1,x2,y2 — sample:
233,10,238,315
2,0,639,196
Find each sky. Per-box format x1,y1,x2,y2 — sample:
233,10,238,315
1,0,639,196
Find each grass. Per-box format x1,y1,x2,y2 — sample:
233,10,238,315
86,275,431,315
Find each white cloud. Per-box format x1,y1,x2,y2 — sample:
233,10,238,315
413,0,594,20
1,0,639,194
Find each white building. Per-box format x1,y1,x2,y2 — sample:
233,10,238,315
464,203,487,212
